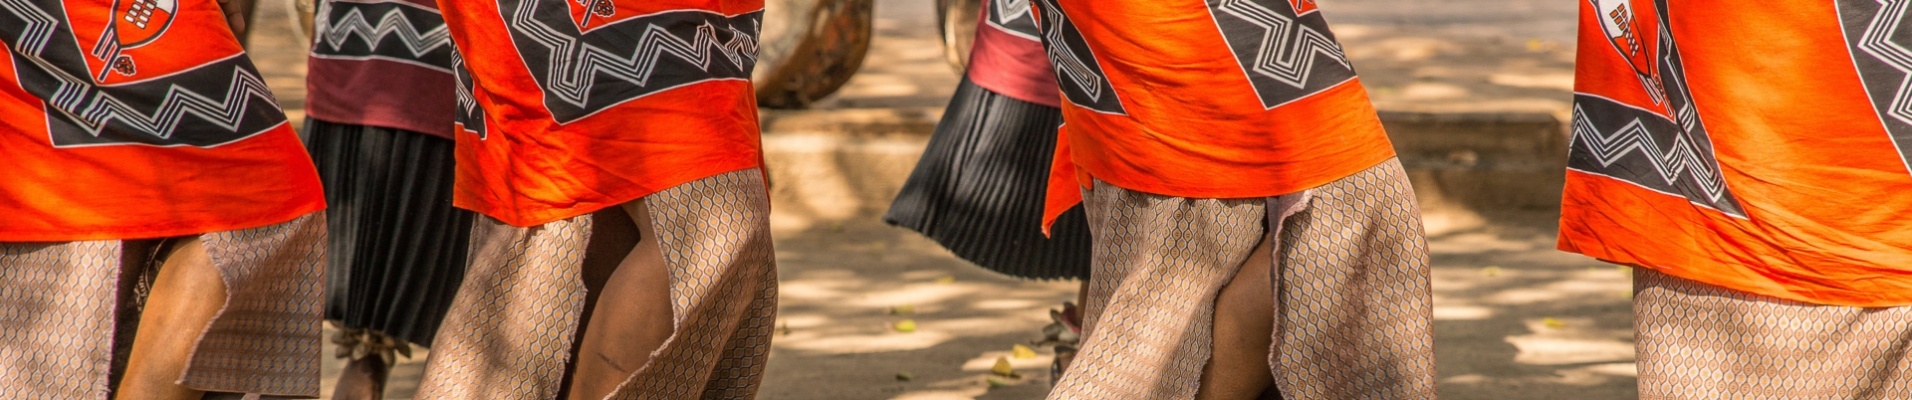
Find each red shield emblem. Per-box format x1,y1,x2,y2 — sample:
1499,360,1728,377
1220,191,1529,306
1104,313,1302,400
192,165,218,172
90,0,180,80
1590,0,1660,81
112,0,178,48
568,0,618,30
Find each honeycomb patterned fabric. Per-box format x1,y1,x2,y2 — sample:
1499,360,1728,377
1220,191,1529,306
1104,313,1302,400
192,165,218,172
418,169,777,399
0,212,326,398
1266,159,1435,399
0,241,119,398
1050,159,1434,399
1634,268,1912,399
184,213,327,396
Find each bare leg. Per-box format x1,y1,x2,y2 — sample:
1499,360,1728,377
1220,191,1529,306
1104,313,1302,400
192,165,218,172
214,0,256,41
1196,231,1276,400
555,205,642,398
330,356,390,400
566,201,674,400
117,237,225,400
1075,280,1089,317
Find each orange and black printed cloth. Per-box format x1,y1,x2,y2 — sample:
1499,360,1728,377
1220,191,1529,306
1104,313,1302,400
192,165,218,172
1053,160,1435,399
441,0,766,226
306,0,455,138
417,170,776,399
0,0,323,242
0,214,326,398
966,0,1057,107
1033,0,1397,229
1561,0,1912,306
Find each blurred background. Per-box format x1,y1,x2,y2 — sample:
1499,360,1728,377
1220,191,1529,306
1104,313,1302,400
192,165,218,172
242,0,1631,398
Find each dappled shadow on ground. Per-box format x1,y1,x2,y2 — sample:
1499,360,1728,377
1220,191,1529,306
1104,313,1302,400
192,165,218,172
1343,28,1576,117
758,202,1639,399
1326,0,1579,117
1424,212,1637,400
325,210,1638,400
272,0,1626,396
760,215,1073,399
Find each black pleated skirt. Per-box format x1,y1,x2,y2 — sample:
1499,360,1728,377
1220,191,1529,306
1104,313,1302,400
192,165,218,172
884,77,1092,280
305,119,474,347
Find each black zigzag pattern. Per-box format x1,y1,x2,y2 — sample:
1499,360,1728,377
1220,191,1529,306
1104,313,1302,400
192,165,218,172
1208,0,1357,109
312,0,453,71
1031,0,1125,114
1568,1,1744,217
497,0,760,122
984,0,1038,39
1837,0,1912,176
0,0,287,148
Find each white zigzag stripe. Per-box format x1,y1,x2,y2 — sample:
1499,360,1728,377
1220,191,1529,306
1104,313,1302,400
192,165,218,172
1,0,68,107
0,0,56,53
509,0,757,107
1215,0,1349,89
1858,0,1912,126
1640,24,1674,107
1638,73,1666,106
993,0,1030,25
451,46,485,136
453,51,477,116
316,1,451,59
1,0,280,139
1676,100,1697,133
1571,104,1729,202
1038,2,1103,101
61,68,278,137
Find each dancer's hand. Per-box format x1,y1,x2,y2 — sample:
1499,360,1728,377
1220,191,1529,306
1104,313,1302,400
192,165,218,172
215,0,256,39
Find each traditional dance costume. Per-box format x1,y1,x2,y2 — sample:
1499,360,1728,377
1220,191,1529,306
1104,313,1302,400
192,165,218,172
886,0,1091,280
304,0,473,360
1564,1,1912,397
1029,0,1437,398
0,0,325,397
415,0,777,398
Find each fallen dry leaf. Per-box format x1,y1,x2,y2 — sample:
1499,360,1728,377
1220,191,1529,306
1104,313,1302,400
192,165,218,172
895,372,913,381
893,319,918,333
1481,266,1503,277
1542,317,1565,329
1011,344,1037,360
990,356,1021,379
935,276,956,284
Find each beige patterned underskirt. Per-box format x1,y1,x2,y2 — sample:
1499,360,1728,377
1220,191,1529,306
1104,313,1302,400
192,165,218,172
416,169,778,399
1634,268,1912,399
1050,159,1436,399
0,212,326,399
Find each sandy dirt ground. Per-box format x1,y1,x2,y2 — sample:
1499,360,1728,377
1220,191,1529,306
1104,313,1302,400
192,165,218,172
318,213,1633,400
755,212,1635,400
237,0,1635,398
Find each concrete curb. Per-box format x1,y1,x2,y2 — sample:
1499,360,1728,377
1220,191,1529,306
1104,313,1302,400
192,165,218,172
761,107,1568,233
762,107,943,137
